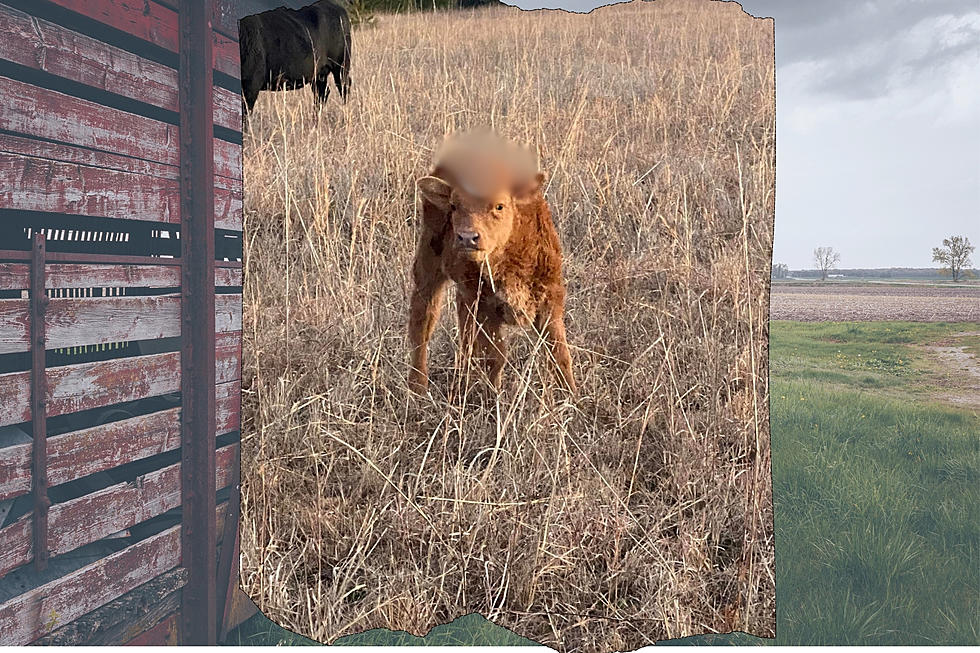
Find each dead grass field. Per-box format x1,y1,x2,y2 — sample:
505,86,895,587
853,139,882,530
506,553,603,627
239,1,775,650
770,285,980,322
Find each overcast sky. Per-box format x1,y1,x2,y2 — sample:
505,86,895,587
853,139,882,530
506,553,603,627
502,0,980,269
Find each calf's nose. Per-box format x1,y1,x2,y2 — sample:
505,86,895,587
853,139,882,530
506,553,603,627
456,230,480,248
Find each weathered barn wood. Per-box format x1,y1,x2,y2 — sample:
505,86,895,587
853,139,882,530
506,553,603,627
0,522,181,645
33,567,187,645
0,0,270,642
0,147,242,230
0,263,242,291
0,333,241,429
0,499,230,646
29,0,241,78
1,76,242,181
0,293,241,354
0,444,238,579
0,382,239,505
0,4,240,131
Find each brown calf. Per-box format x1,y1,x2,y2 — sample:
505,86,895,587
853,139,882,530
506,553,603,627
407,131,576,395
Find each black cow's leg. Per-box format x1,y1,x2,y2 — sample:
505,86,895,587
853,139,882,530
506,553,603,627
313,75,330,108
333,65,350,103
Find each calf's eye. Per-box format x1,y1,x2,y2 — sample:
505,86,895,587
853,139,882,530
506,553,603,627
495,203,504,211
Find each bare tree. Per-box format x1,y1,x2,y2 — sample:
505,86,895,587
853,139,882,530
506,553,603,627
771,263,789,280
813,247,840,281
932,236,975,282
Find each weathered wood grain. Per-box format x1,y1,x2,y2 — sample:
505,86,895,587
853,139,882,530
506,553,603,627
0,332,240,428
33,567,186,645
0,444,238,579
0,135,242,228
0,294,241,354
216,331,243,384
0,151,179,224
216,293,243,334
216,380,242,436
0,263,240,291
0,263,179,291
0,352,180,428
123,611,178,645
0,77,241,181
0,4,239,132
41,0,240,78
0,370,241,503
215,267,244,287
0,521,181,645
0,155,242,230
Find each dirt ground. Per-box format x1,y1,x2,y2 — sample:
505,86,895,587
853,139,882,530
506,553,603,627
770,284,980,322
918,331,980,410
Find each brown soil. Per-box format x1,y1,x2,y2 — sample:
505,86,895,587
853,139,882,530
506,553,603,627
770,284,980,322
918,331,980,410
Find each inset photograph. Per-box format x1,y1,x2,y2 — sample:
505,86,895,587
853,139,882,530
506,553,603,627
240,0,776,649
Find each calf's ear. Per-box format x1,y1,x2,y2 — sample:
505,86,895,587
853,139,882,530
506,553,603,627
417,176,452,212
513,171,546,201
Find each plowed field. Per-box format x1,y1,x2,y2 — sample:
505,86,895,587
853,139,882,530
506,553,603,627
770,284,980,322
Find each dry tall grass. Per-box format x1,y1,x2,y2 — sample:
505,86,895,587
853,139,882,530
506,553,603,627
240,1,775,650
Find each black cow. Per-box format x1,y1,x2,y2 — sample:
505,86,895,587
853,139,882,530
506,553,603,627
239,0,352,126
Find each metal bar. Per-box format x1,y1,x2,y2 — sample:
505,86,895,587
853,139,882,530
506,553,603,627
178,0,218,645
29,232,51,572
0,250,241,268
216,445,242,642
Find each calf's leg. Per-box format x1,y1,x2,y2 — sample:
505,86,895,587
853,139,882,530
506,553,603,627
408,240,447,394
457,296,507,391
535,295,577,396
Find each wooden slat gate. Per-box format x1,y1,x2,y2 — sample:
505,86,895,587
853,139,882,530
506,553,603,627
0,0,283,644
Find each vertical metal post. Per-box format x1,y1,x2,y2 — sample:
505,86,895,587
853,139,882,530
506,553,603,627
179,0,217,645
30,232,50,573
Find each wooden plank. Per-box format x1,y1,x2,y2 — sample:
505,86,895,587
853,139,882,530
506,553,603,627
0,409,180,504
216,293,243,334
0,294,240,354
0,135,242,226
0,522,181,645
0,376,239,502
0,4,239,132
215,267,244,287
216,331,243,384
216,380,241,436
123,610,179,645
0,444,238,579
0,143,241,229
34,568,186,645
0,333,241,428
41,0,240,78
0,150,242,228
0,263,179,291
0,77,242,181
0,151,179,224
0,353,179,428
49,295,181,351
0,262,240,291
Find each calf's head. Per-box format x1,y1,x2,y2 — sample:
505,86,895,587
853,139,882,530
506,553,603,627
417,171,545,262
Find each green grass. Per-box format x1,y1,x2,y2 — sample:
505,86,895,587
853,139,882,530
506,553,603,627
769,321,979,645
228,320,979,646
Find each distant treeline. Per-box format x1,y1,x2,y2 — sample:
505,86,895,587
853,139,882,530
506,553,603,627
786,268,979,280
